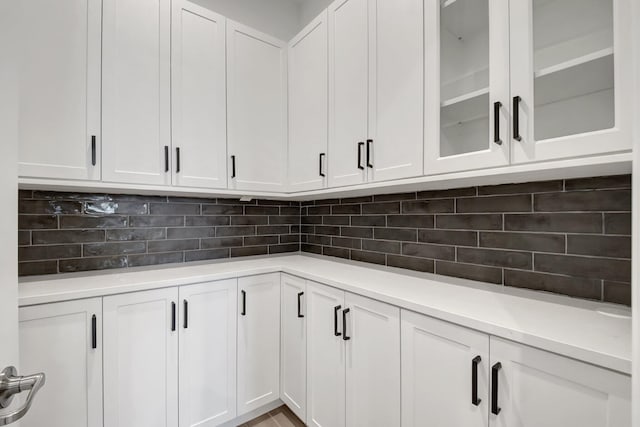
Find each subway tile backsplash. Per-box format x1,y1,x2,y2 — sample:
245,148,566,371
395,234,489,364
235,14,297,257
18,174,632,305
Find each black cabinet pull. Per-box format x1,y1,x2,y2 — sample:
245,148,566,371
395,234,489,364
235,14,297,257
319,153,326,177
297,292,304,318
91,314,97,349
491,362,502,415
334,305,342,336
176,147,181,173
231,155,236,178
472,356,482,406
366,139,373,168
91,136,97,166
342,308,351,341
513,96,522,142
241,290,246,316
493,102,502,145
164,146,170,172
171,302,176,331
357,142,365,170
183,299,188,329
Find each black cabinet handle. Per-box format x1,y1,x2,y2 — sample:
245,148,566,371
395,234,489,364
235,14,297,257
297,292,304,318
164,146,170,172
472,356,482,406
493,102,502,145
176,147,181,173
342,308,351,341
366,139,373,168
231,155,236,178
171,302,176,331
491,362,502,415
91,314,97,349
334,305,342,336
513,96,522,142
241,290,246,316
319,153,326,177
91,136,97,166
183,299,188,329
357,142,365,170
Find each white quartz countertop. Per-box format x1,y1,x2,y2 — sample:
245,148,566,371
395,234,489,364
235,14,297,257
19,254,631,374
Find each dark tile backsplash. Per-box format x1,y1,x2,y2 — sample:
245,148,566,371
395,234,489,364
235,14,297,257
18,174,632,306
18,191,300,276
301,175,632,305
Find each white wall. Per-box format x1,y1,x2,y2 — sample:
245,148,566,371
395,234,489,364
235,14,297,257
191,0,302,41
299,0,334,28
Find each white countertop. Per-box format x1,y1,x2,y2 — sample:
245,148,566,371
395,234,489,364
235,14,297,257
19,254,632,375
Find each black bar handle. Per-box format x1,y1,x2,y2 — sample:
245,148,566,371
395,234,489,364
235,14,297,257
164,146,170,172
183,299,188,329
357,142,365,170
231,155,236,178
334,305,342,336
297,292,304,318
91,314,97,349
171,302,176,331
319,153,326,177
493,102,502,145
491,362,502,415
472,356,482,406
342,308,351,341
241,290,246,316
366,139,373,168
91,136,97,166
176,147,181,173
513,96,522,142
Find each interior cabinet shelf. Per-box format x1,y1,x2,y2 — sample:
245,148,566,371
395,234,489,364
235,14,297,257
535,47,613,79
441,86,489,108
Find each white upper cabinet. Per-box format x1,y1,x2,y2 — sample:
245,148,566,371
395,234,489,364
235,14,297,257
227,21,288,193
171,1,227,189
425,0,510,174
18,0,101,181
288,11,329,192
510,0,633,163
102,0,171,186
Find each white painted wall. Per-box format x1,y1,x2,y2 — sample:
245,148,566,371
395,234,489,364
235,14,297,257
298,0,333,28
632,0,640,425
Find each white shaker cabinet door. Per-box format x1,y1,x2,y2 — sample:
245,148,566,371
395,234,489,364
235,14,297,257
237,273,282,415
227,21,287,192
19,298,103,427
172,0,227,189
18,0,101,181
489,337,631,427
102,0,172,185
179,280,237,427
103,288,179,427
401,310,489,427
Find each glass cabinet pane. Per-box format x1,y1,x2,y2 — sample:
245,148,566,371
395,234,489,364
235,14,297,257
440,0,490,157
532,0,614,141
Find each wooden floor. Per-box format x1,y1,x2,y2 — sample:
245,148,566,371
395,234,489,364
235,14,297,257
241,405,306,427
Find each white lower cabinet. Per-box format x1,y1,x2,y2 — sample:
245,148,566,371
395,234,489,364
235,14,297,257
280,274,307,421
237,274,282,415
179,280,237,427
19,298,103,427
103,288,179,427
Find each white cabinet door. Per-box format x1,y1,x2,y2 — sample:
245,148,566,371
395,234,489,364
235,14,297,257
368,0,424,182
227,21,287,192
19,298,102,427
328,0,369,188
237,273,281,415
18,0,101,181
424,0,510,174
179,280,237,427
306,282,345,427
490,337,631,427
103,288,178,427
344,292,400,427
401,310,489,427
172,0,227,189
510,0,632,164
288,11,329,192
280,274,307,421
102,0,171,185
